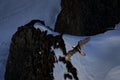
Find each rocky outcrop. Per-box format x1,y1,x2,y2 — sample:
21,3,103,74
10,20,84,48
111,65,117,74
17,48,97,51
4,20,66,80
55,0,120,35
5,19,79,80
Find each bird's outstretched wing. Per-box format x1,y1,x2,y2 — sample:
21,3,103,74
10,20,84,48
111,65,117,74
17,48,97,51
77,48,86,56
65,49,77,61
78,37,90,47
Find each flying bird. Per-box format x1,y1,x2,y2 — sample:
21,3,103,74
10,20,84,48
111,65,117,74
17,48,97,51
65,37,90,61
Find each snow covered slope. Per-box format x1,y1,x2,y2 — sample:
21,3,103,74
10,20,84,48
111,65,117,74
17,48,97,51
63,25,120,80
0,0,120,80
35,23,120,80
1,22,120,80
0,0,60,42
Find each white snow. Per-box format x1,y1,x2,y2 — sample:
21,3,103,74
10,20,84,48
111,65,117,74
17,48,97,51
63,24,120,80
53,23,120,80
0,0,120,80
0,0,60,42
105,66,120,80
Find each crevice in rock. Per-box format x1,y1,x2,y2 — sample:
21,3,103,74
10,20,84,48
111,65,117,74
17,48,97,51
59,56,79,80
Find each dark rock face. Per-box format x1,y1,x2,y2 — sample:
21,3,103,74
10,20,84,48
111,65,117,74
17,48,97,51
55,0,120,35
59,56,79,80
4,20,66,80
5,19,79,80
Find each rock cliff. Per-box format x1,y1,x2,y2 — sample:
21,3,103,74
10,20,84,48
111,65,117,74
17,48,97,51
55,0,120,35
5,20,56,80
5,20,78,80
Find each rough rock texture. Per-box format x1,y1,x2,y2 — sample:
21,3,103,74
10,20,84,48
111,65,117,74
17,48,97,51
5,20,57,80
55,0,120,35
59,56,79,80
5,20,79,80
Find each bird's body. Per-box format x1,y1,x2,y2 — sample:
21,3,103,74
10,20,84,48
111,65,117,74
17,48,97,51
65,37,90,61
